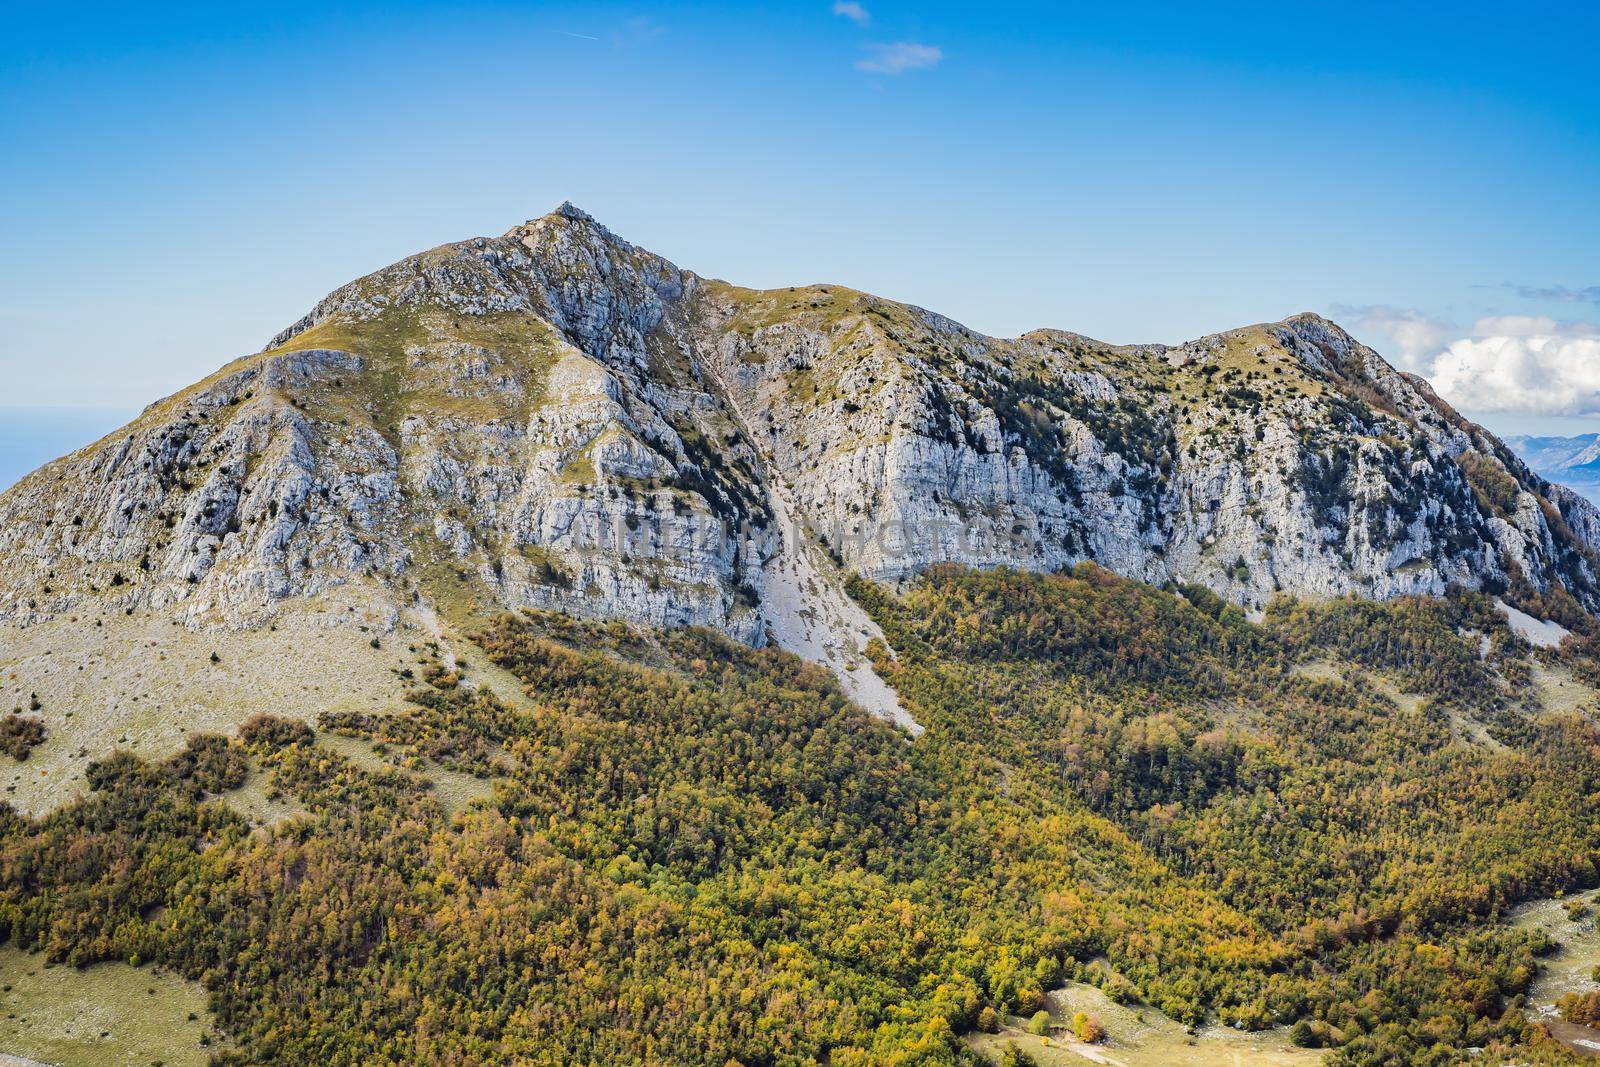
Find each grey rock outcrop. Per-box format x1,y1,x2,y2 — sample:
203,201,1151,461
3,204,1597,704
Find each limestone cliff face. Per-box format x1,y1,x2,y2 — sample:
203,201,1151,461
696,280,1600,613
0,205,773,643
3,203,1597,671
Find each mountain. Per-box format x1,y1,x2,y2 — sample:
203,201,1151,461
1509,432,1600,504
4,203,1600,796
1509,433,1600,473
11,205,1600,627
13,206,1600,1066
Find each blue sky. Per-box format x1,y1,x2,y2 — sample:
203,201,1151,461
2,1,1598,442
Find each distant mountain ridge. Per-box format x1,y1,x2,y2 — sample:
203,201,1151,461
1509,432,1600,481
3,202,1600,728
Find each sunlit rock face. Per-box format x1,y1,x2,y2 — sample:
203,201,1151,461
4,202,1598,664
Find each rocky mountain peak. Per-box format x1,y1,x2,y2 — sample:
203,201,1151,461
4,210,1599,736
550,199,594,222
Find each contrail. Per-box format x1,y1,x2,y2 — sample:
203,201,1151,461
554,29,601,41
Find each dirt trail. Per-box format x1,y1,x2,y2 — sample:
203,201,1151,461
967,979,1323,1066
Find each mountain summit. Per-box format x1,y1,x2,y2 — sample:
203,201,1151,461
3,204,1598,749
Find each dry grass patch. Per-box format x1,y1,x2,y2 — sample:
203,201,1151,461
0,946,218,1067
967,981,1324,1066
0,590,425,816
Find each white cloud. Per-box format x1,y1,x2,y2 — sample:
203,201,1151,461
1430,332,1600,416
1334,304,1600,416
1471,315,1600,339
832,1,870,25
856,41,942,74
609,16,664,47
1334,304,1455,370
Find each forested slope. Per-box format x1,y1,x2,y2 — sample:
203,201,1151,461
4,566,1600,1064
